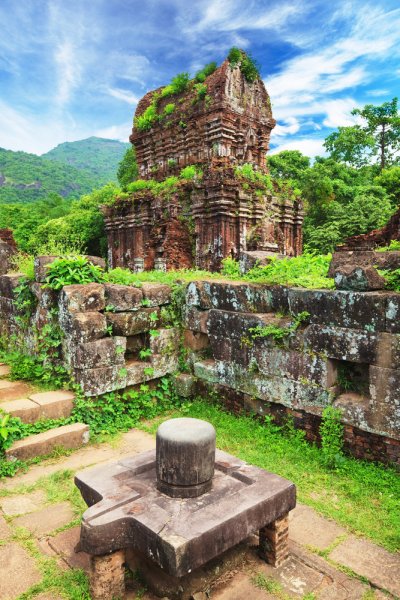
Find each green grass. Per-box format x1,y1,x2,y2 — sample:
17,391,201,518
140,400,400,553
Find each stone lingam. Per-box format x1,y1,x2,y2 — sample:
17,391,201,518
75,418,296,599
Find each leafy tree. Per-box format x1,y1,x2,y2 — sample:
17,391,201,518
324,98,400,170
117,146,138,190
267,150,310,181
374,166,400,207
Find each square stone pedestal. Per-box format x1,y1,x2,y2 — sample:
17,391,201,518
76,448,296,599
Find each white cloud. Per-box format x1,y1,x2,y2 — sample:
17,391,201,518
54,41,82,106
94,122,132,144
0,101,90,155
270,138,326,159
273,117,300,138
184,0,304,34
107,88,140,105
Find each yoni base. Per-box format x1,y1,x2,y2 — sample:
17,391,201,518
88,514,291,600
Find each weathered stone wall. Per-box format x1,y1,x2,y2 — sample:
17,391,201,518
0,262,179,397
180,281,400,465
0,268,398,464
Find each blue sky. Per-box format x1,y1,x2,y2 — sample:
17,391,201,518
0,0,399,157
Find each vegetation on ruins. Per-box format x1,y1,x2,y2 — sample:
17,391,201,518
227,47,260,82
249,311,310,342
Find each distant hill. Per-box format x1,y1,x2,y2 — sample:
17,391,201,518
43,137,130,184
0,147,103,204
0,137,130,204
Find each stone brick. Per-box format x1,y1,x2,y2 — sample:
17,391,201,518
186,280,273,312
104,283,143,311
29,390,75,420
208,309,292,342
64,311,108,343
183,330,209,351
1,398,40,423
13,502,75,536
59,283,105,313
0,273,25,298
375,332,400,369
182,305,209,333
106,307,159,335
385,295,400,333
150,353,178,377
48,526,90,571
149,327,179,354
369,365,400,436
174,373,197,397
89,550,125,600
252,346,336,388
334,265,385,291
141,282,171,306
5,423,89,460
0,379,33,402
213,360,332,409
72,336,126,369
74,365,126,396
193,359,219,383
125,360,147,386
0,490,46,516
303,325,377,363
329,536,400,598
287,288,387,332
0,542,41,598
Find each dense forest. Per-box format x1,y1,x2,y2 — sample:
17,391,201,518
0,99,399,258
43,137,129,185
0,137,129,205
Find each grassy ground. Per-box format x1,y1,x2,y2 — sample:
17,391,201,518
140,400,400,553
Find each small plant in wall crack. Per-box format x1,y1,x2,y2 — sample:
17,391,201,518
249,311,310,342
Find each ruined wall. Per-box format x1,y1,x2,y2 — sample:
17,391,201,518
339,206,400,250
1,265,397,464
103,164,303,272
103,58,303,272
180,281,400,465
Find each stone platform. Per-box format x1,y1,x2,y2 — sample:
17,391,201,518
75,448,296,578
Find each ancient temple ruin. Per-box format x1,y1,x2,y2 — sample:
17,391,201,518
103,54,303,271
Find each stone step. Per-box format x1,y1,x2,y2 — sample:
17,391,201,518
0,380,33,402
5,423,90,461
1,390,75,424
0,364,11,377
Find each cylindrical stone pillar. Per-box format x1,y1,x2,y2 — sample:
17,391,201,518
156,417,216,498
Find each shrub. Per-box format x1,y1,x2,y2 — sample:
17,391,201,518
163,103,175,116
227,47,260,82
228,47,242,66
126,179,155,193
44,256,105,290
195,62,217,82
170,72,190,94
221,257,240,277
240,53,260,83
179,165,203,180
104,267,141,286
320,406,344,469
194,82,208,101
167,158,177,168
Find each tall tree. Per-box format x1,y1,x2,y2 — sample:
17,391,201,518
117,146,138,189
324,98,400,171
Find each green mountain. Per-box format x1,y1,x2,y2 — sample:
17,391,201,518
43,137,130,184
0,147,103,204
